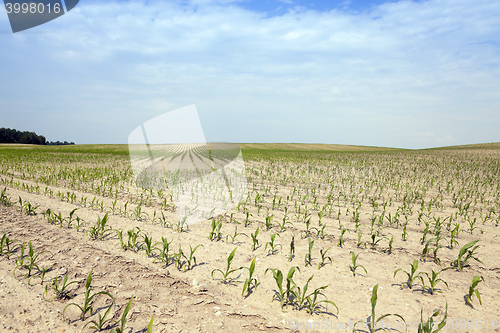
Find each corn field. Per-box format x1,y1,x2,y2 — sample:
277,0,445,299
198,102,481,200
0,143,499,332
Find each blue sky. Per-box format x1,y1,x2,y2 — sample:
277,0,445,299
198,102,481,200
0,0,499,148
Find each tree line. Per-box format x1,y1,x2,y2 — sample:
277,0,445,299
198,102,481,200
0,127,74,145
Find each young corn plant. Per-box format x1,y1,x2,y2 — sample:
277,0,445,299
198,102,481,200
180,244,203,272
0,233,21,260
277,212,293,232
304,238,314,266
417,304,448,333
338,227,349,247
448,224,460,249
264,214,274,231
154,237,173,266
419,268,451,295
208,217,223,241
451,240,482,271
225,226,248,244
250,227,260,251
241,257,258,297
43,273,79,301
82,303,115,331
63,270,115,321
66,208,78,229
28,265,52,286
14,241,51,279
300,217,318,239
353,284,405,333
21,200,39,216
87,213,112,241
211,247,241,284
288,235,295,262
365,233,388,251
264,233,282,255
318,248,332,269
141,234,160,257
384,236,394,255
394,259,423,289
349,251,367,277
0,187,11,206
465,275,484,308
291,275,338,315
126,227,142,252
110,296,133,333
264,266,300,309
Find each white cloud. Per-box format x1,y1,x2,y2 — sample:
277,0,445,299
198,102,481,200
0,0,499,147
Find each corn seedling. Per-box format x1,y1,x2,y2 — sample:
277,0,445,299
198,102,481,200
349,251,367,277
28,265,52,286
419,268,451,295
394,259,423,289
250,227,260,251
417,304,448,333
465,275,484,307
208,217,223,241
131,203,148,221
66,208,78,228
225,226,248,244
264,266,300,308
0,187,11,206
354,284,405,332
110,296,133,333
180,244,203,271
14,241,51,279
290,275,338,315
82,302,115,331
87,213,112,241
384,236,394,255
304,238,314,266
264,214,274,230
142,234,160,257
448,224,460,249
21,200,39,216
211,247,241,284
450,240,482,270
264,233,282,255
305,285,338,315
365,233,388,250
126,227,142,252
318,247,332,269
115,229,126,251
300,216,318,239
244,211,253,227
43,272,79,301
288,235,295,261
63,270,115,321
338,227,349,247
242,257,258,296
173,246,185,270
277,212,293,232
154,237,173,266
0,233,20,259
357,230,364,248
147,314,154,333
